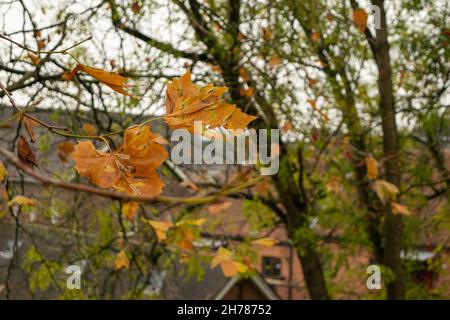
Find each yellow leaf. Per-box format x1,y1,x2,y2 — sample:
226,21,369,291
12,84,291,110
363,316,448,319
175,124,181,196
122,202,139,220
211,248,248,277
374,180,399,204
26,53,40,65
251,238,279,247
391,202,411,216
365,155,378,180
234,261,248,274
353,9,368,33
8,195,36,207
176,218,206,227
144,219,173,241
114,250,130,270
0,162,7,182
211,247,233,268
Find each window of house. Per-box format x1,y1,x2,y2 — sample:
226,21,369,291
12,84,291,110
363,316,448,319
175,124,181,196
261,256,282,279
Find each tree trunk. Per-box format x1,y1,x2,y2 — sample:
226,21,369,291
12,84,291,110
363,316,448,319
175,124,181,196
372,0,404,299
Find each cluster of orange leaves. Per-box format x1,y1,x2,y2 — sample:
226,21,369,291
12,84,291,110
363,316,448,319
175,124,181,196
67,70,257,200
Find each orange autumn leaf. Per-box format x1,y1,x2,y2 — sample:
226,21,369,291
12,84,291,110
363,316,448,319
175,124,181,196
391,202,411,216
114,250,130,270
326,176,341,193
37,39,46,51
26,53,40,65
365,155,379,180
308,78,319,87
164,71,257,132
131,1,141,14
82,123,97,136
269,54,281,67
239,67,250,82
281,120,293,133
353,9,368,33
210,64,223,74
211,247,248,277
122,202,139,220
23,117,37,143
261,27,273,40
208,201,232,215
239,87,254,97
57,141,75,162
62,64,132,96
70,125,167,197
311,31,321,42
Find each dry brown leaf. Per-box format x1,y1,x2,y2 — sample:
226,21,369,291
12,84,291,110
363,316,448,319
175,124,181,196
326,176,341,193
62,64,132,96
239,67,250,82
23,117,37,143
311,31,321,42
17,135,37,167
374,179,399,204
210,64,223,74
308,78,319,87
353,9,368,33
37,39,46,51
262,28,273,40
57,141,75,162
27,53,40,65
239,87,254,97
71,125,167,196
131,1,141,14
208,201,232,215
269,54,281,67
281,120,293,133
164,71,257,132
